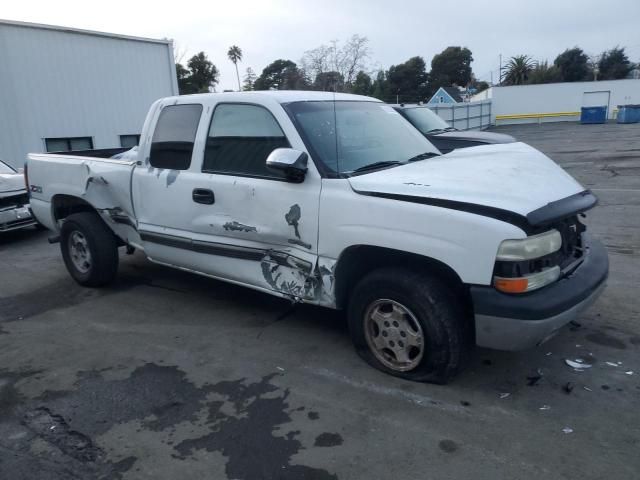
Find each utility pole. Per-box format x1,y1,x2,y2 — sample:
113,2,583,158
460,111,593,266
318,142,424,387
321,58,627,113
499,54,502,86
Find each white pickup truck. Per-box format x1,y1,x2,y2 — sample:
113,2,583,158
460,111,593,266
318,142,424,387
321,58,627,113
27,91,608,383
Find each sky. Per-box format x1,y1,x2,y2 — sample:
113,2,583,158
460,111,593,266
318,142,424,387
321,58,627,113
3,0,640,91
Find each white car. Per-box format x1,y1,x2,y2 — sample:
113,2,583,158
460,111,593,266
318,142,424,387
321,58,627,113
26,91,608,383
0,159,37,232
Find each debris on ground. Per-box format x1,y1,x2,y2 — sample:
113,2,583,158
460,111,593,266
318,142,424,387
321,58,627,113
583,386,593,392
460,400,471,407
499,393,511,399
526,368,543,386
601,385,610,390
569,320,582,331
539,405,551,410
565,358,593,371
562,427,574,434
563,382,575,394
276,366,285,372
605,362,619,367
625,371,634,375
546,352,553,356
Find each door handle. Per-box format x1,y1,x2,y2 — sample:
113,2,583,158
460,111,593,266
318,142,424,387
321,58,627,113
192,188,215,205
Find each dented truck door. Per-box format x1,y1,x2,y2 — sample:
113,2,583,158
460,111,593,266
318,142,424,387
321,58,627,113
188,101,321,299
133,99,322,301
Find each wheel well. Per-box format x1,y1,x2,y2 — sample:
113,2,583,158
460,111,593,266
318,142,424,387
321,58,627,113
52,195,97,223
334,245,472,314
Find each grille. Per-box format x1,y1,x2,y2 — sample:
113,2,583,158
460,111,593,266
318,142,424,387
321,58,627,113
554,215,585,268
493,215,585,278
0,192,29,210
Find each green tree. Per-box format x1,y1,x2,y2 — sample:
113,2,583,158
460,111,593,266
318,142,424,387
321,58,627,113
474,80,490,93
227,45,243,91
182,52,219,94
175,52,219,94
386,56,429,103
429,46,473,93
502,55,534,85
528,61,562,84
254,59,307,90
314,71,344,91
598,47,632,80
243,67,257,91
553,48,590,82
175,63,191,94
371,70,388,100
351,71,373,96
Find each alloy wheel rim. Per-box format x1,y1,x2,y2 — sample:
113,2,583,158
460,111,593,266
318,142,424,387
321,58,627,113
364,299,425,372
68,230,91,274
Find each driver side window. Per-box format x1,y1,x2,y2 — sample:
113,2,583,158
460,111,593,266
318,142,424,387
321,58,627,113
203,103,290,179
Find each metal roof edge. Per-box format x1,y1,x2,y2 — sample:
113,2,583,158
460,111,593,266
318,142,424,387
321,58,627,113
0,18,172,46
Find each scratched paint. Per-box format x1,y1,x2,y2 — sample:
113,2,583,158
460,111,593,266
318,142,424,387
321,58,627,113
224,221,258,233
166,170,179,187
285,204,302,239
288,238,312,249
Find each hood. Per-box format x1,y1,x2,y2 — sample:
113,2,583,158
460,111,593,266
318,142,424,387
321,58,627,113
348,142,584,217
435,130,515,144
0,172,27,196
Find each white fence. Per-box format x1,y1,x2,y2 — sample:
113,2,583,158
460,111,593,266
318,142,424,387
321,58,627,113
428,100,492,130
472,79,640,125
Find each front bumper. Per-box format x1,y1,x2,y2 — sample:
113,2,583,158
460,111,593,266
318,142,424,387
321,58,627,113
471,234,608,350
0,205,37,232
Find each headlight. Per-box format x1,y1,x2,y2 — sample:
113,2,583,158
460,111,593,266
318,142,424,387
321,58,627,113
493,229,563,293
496,230,562,261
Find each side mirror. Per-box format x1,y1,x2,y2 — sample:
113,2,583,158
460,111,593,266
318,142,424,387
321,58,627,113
266,148,308,183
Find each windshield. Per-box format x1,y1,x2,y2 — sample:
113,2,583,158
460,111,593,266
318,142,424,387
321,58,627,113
0,160,16,174
400,107,451,133
285,101,439,175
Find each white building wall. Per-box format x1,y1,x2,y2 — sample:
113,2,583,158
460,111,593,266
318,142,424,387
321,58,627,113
0,20,178,168
472,79,640,125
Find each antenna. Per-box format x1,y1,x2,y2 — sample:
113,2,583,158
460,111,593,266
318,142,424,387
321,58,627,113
332,88,339,176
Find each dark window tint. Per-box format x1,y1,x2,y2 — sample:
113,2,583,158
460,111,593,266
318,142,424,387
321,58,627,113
150,104,202,170
45,137,93,152
120,134,141,148
203,103,289,179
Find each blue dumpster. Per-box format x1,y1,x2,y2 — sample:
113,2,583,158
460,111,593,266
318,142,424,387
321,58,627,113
581,106,607,124
617,105,638,124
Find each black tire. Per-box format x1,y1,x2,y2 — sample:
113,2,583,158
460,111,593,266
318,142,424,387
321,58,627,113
347,267,472,384
60,212,119,287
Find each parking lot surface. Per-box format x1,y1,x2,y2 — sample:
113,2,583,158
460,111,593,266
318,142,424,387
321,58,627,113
1,121,639,480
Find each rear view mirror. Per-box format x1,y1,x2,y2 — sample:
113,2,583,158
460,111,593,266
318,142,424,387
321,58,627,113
266,148,308,183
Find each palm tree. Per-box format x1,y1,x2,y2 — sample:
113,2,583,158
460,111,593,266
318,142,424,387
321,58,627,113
227,46,243,91
502,55,534,85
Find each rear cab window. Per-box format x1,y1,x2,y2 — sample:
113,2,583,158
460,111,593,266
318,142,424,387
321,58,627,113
150,104,203,170
203,103,290,180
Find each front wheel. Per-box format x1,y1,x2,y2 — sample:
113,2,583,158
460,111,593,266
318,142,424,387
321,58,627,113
347,268,472,384
60,212,119,287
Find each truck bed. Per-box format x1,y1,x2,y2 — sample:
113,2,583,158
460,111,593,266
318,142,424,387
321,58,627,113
27,151,139,242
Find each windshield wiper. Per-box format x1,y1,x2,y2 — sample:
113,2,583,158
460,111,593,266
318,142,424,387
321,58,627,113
407,152,440,162
350,161,403,174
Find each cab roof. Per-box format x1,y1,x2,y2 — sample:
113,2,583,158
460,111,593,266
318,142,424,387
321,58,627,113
167,90,379,104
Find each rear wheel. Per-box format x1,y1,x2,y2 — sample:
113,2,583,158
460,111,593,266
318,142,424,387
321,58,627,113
60,212,119,287
347,268,471,383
